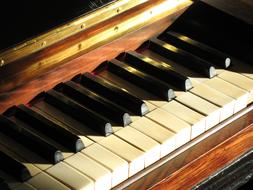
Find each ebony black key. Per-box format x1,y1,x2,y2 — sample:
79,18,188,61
107,59,175,101
44,90,112,136
0,151,31,182
54,81,132,126
163,31,231,68
0,177,9,190
73,72,149,116
124,51,192,91
10,105,84,153
148,38,217,78
0,115,63,164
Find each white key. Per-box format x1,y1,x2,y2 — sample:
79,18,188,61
146,108,191,147
204,77,249,113
0,171,20,189
28,172,70,190
130,117,176,157
162,100,206,138
115,127,161,167
82,144,128,187
13,183,36,190
190,84,235,121
176,92,221,130
46,162,94,190
98,135,145,177
65,153,112,190
218,70,253,103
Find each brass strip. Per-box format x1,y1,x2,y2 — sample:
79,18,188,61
0,0,148,66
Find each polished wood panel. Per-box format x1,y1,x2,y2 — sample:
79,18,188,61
151,115,253,190
0,7,189,114
114,105,253,190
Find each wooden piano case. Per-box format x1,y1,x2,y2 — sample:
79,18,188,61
0,0,253,189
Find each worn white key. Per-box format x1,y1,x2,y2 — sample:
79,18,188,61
176,92,221,130
13,183,36,190
146,108,191,147
162,100,206,138
82,144,128,187
218,70,253,103
46,162,94,190
98,135,145,177
115,127,161,167
28,172,70,190
190,84,235,121
65,153,112,190
204,77,249,113
130,117,176,157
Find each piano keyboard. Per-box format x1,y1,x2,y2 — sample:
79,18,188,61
1,5,253,190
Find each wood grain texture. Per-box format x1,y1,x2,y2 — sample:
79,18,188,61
151,117,253,190
0,9,187,114
113,106,253,190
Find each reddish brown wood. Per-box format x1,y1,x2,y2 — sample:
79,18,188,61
117,107,253,190
151,117,253,190
0,10,186,113
0,0,186,94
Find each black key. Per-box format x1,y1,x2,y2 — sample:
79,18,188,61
0,115,63,164
54,81,132,126
148,38,216,78
124,51,192,91
73,72,149,116
0,177,9,190
10,105,84,153
107,59,175,101
44,90,112,136
163,31,231,68
0,151,31,182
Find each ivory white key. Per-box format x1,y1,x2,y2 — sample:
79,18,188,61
65,153,112,190
115,127,161,166
218,70,253,103
190,84,235,121
176,92,221,130
130,117,176,157
146,108,191,147
204,77,249,113
82,143,128,187
162,100,206,138
46,162,94,190
28,172,70,190
13,183,36,190
98,135,145,177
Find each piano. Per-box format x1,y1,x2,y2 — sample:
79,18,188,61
0,0,253,189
